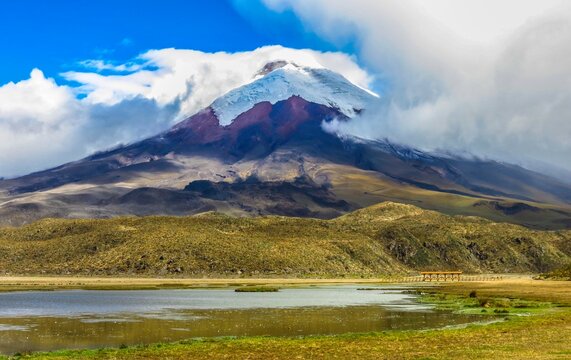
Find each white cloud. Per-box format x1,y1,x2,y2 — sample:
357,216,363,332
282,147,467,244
262,0,571,173
412,0,565,44
0,69,176,178
64,46,371,120
0,46,370,178
0,69,78,127
0,69,83,177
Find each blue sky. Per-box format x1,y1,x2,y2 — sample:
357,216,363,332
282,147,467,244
0,0,339,85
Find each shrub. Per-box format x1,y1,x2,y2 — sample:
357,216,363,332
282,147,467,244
478,297,491,307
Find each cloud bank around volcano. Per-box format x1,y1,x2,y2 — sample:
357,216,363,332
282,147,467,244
258,0,571,176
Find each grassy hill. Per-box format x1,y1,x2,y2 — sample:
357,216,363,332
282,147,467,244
540,263,571,280
0,202,570,276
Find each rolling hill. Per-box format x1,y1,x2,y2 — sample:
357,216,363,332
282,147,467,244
1,202,569,276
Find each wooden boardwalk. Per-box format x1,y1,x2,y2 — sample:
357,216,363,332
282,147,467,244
420,271,462,282
363,274,504,283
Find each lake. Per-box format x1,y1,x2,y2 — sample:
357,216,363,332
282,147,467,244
0,285,484,355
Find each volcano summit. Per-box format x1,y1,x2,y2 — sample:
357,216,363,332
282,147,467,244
1,61,571,229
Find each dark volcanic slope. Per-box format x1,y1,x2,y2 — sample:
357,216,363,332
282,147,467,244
1,96,571,228
2,96,343,195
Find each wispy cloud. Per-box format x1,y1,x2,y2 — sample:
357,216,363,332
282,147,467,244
78,59,146,73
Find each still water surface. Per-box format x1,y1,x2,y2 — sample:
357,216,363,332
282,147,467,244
0,286,483,354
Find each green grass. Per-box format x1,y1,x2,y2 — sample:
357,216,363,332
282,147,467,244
417,291,553,315
0,202,570,277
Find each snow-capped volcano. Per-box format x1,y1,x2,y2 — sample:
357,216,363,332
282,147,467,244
210,61,378,126
2,60,571,230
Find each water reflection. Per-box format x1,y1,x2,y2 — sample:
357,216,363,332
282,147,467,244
0,286,484,355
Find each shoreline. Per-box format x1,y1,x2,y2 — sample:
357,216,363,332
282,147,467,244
0,276,419,292
0,274,531,292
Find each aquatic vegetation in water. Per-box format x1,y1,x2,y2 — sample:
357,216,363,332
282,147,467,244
235,286,280,292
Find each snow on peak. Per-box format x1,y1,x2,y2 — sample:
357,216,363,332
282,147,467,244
210,62,378,126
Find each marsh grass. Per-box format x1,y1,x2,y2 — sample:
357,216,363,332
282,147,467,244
234,286,280,292
418,290,553,316
356,287,383,290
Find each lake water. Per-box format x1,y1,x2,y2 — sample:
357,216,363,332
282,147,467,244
0,285,484,355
